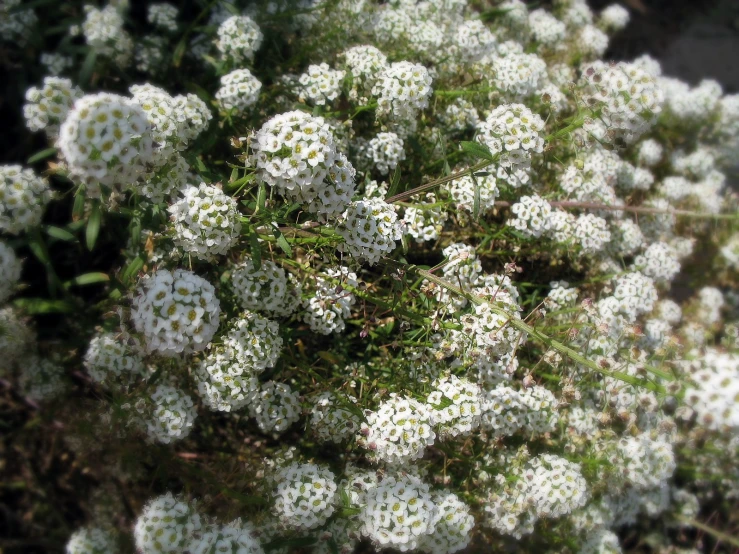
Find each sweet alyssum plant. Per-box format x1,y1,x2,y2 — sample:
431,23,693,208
1,0,738,553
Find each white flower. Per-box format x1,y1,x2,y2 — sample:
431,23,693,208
273,462,338,530
0,165,52,235
58,93,154,195
309,391,361,443
337,198,403,265
298,63,345,106
146,384,198,444
360,393,436,464
65,527,117,554
82,5,133,67
373,61,433,121
83,332,145,386
359,472,436,552
194,345,259,413
147,3,178,32
169,183,241,260
134,493,203,553
368,132,405,175
131,269,221,357
302,266,357,334
416,491,475,554
216,69,262,113
216,15,263,64
19,355,65,401
427,374,481,438
23,77,83,138
250,381,301,435
232,258,301,317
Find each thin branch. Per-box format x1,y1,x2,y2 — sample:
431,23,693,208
493,200,739,220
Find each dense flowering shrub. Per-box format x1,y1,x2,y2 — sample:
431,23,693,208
1,1,738,553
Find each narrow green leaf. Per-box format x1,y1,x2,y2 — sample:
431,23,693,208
64,272,109,287
45,225,76,242
173,37,188,68
226,173,255,191
387,166,402,198
220,488,267,506
256,182,267,213
248,229,262,271
86,203,102,251
79,49,97,86
13,298,75,314
471,171,481,221
272,226,292,257
147,366,164,386
460,141,495,161
28,236,51,266
122,256,145,284
27,147,57,164
230,167,239,182
72,188,86,221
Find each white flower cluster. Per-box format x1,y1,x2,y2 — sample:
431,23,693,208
216,15,263,64
574,213,611,254
612,271,658,320
250,381,301,434
359,472,436,552
140,152,189,204
146,384,197,444
191,520,263,554
508,194,552,238
40,52,74,75
134,493,202,553
441,98,480,131
59,93,154,194
65,527,117,554
427,374,481,438
684,349,739,431
23,77,83,138
147,3,178,32
577,24,609,59
403,193,447,244
231,258,300,317
298,63,345,106
337,198,403,265
637,138,664,167
660,77,722,123
581,61,663,144
224,312,283,372
168,183,241,260
195,346,259,413
343,45,388,102
0,0,37,44
131,269,221,357
0,241,20,304
373,61,433,121
250,111,356,219
368,132,405,175
309,391,361,443
19,355,65,402
454,19,497,63
417,491,475,554
720,233,739,269
177,93,212,143
480,385,558,437
83,333,144,386
215,69,262,113
0,165,51,235
488,48,547,98
528,9,566,47
303,266,357,335
612,435,676,489
360,394,436,464
273,462,338,530
545,281,579,311
632,242,680,283
82,5,133,66
609,219,645,256
447,169,498,221
599,4,630,31
477,104,545,172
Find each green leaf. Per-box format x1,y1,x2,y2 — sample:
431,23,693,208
256,182,267,213
86,202,102,251
27,147,57,164
471,171,481,221
64,272,109,288
220,488,267,506
226,173,255,192
45,225,76,243
248,229,262,271
386,165,402,198
173,37,188,68
72,188,86,221
271,226,292,257
79,49,97,87
147,366,164,386
121,256,145,284
460,141,495,161
13,298,75,314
